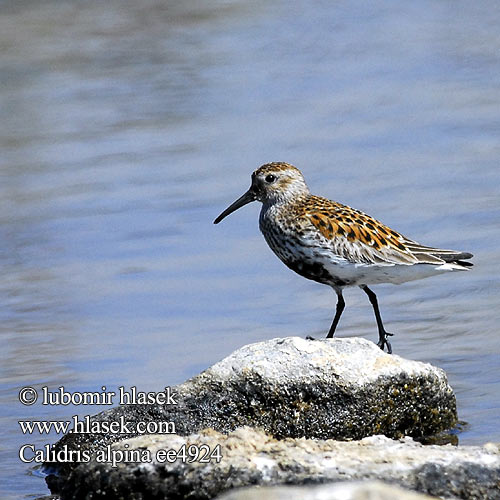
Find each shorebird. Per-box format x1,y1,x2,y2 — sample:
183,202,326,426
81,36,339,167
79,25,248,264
214,162,473,353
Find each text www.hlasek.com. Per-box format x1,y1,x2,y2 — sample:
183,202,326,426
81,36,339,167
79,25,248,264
18,385,223,467
19,415,175,435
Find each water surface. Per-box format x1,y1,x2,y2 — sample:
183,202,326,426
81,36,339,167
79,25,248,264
1,1,499,498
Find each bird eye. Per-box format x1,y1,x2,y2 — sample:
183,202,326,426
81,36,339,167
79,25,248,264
265,174,277,183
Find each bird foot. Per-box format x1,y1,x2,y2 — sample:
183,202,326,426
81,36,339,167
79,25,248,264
377,331,394,354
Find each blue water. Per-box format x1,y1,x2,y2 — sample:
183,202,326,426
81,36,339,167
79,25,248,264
1,1,499,497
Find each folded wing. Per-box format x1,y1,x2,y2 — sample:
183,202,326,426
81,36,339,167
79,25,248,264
302,197,473,268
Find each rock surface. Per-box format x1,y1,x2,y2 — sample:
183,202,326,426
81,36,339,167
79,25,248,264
46,337,458,494
216,481,435,500
52,427,500,500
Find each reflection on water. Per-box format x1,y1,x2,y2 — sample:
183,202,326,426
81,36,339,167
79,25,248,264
1,0,500,498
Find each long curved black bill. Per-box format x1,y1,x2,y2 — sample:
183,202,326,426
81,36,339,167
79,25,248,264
214,189,256,224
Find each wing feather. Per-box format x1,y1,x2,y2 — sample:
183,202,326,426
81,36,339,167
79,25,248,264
300,196,471,267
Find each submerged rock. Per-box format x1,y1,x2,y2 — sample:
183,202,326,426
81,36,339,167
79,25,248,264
46,337,457,494
216,480,435,500
54,427,500,500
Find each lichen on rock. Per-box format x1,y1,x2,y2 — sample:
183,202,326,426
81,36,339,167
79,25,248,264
45,337,461,498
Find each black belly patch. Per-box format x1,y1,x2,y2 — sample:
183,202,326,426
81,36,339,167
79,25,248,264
284,259,348,287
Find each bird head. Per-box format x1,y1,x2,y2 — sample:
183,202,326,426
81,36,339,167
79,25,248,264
214,162,310,224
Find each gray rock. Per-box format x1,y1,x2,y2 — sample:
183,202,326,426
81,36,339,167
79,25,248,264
216,480,435,500
45,337,457,494
183,336,456,441
54,427,500,500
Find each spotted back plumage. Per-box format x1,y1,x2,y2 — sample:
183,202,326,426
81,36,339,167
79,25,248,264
254,163,472,268
300,196,439,266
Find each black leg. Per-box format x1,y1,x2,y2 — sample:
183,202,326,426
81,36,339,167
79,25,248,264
306,289,345,341
326,290,345,338
360,285,393,354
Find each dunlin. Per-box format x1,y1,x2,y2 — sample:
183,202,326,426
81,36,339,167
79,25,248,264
214,162,473,353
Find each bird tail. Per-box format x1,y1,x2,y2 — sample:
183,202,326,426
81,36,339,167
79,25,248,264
434,252,473,269
402,239,474,269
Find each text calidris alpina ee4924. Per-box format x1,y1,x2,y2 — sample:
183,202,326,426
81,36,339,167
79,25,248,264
214,162,473,353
